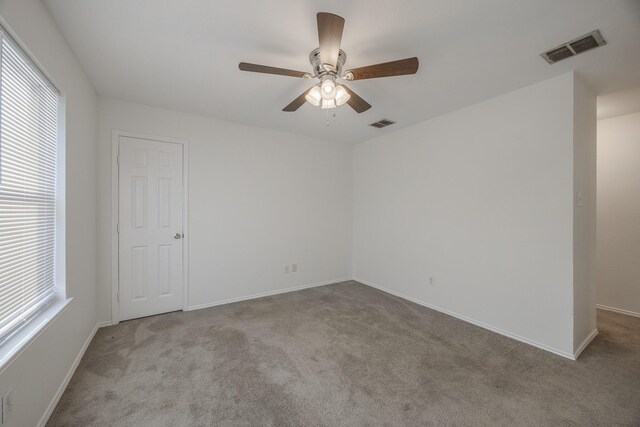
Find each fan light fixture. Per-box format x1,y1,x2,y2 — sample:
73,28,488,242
305,76,350,109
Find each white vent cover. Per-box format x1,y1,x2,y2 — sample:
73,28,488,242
541,30,606,64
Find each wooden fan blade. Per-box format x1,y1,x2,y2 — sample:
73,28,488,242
239,62,309,78
283,88,312,112
317,12,345,70
342,85,371,113
346,57,419,80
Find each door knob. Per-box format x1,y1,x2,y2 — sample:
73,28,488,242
174,233,182,239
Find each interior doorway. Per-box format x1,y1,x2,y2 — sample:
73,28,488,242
111,131,189,322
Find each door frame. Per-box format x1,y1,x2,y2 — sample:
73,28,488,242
111,130,190,324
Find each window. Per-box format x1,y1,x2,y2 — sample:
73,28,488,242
0,29,61,341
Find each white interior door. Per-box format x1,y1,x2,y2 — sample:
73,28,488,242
118,136,184,321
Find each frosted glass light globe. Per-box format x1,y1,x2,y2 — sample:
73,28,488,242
305,85,322,106
320,78,336,99
334,85,350,106
321,98,336,109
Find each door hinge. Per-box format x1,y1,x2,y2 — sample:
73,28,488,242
117,223,120,234
116,154,120,165
117,291,120,303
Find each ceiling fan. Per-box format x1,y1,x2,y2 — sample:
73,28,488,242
238,12,419,113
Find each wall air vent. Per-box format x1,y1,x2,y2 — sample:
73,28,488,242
540,30,606,64
369,119,396,129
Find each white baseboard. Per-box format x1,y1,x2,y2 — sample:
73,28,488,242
38,322,108,427
355,278,577,360
96,321,114,328
186,278,352,312
574,328,598,359
596,304,640,318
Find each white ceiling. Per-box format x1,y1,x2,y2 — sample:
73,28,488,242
43,0,640,143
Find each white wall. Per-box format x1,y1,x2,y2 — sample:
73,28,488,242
353,72,593,358
0,0,99,426
98,98,352,322
597,111,640,316
572,77,598,353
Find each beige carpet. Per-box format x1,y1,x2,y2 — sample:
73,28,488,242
48,281,640,426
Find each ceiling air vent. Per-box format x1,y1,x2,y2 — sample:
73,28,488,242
369,119,396,129
540,30,606,64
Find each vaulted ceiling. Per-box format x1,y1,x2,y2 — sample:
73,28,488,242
44,0,640,143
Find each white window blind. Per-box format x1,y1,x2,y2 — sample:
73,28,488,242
0,30,60,341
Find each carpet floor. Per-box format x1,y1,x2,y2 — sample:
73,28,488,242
48,281,640,426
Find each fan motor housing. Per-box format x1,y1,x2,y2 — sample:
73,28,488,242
309,47,347,76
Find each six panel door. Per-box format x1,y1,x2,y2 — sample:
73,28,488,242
118,136,183,321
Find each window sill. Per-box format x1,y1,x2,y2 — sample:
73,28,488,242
0,297,73,375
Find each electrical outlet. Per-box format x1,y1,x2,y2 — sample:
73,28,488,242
284,265,289,274
2,388,13,424
291,264,297,273
428,277,435,287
